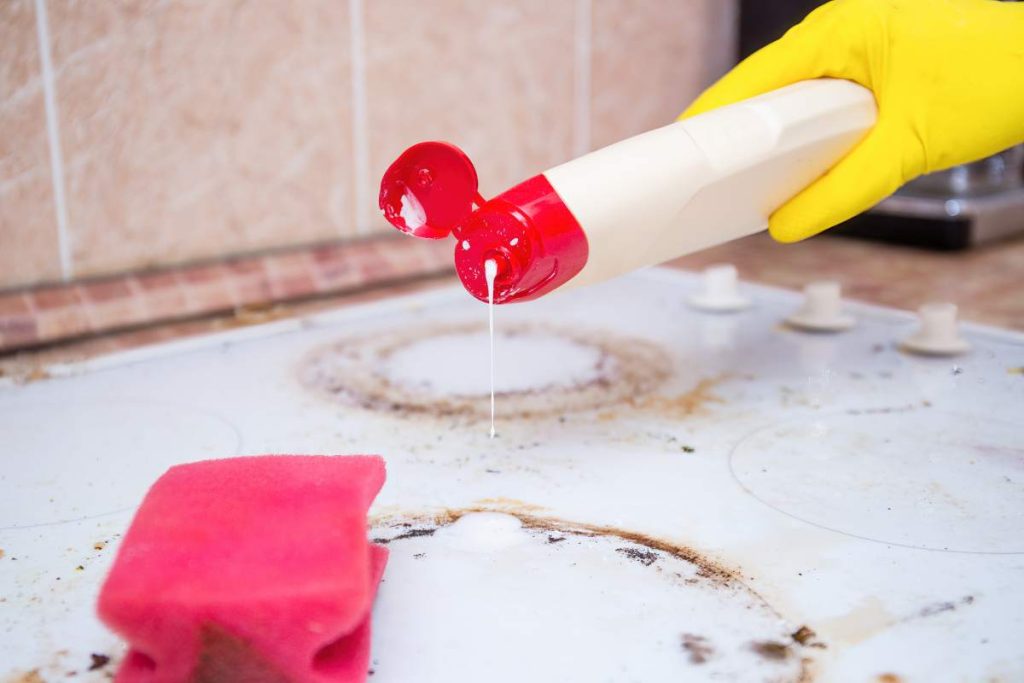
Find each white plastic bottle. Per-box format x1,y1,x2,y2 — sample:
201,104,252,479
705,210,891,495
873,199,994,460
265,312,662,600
379,79,877,303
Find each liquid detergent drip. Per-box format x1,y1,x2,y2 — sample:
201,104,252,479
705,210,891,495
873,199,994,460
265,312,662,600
485,258,498,439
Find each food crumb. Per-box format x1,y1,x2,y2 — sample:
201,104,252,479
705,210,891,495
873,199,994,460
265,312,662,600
681,633,713,664
750,640,790,661
615,547,659,566
681,445,695,453
547,535,566,544
88,653,111,671
93,541,107,551
791,625,816,645
75,565,84,571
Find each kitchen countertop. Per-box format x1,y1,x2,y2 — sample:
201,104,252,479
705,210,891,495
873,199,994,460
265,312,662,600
670,233,1024,331
1,233,1022,379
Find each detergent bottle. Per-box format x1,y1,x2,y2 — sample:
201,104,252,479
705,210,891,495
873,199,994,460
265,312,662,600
379,79,876,304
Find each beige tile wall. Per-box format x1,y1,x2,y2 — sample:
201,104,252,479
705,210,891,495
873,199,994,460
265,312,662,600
0,0,63,285
0,0,736,290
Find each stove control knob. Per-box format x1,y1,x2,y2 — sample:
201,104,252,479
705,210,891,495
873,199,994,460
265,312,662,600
786,280,855,332
688,264,751,312
901,302,971,356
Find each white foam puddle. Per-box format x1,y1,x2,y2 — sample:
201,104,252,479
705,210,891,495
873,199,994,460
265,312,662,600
485,259,498,438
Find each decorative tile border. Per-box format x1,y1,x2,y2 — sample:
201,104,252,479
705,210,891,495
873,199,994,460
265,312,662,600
0,236,452,353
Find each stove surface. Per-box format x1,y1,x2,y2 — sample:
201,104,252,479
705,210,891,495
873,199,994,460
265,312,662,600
2,268,1022,682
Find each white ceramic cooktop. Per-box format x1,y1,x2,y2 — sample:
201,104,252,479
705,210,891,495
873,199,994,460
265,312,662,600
2,267,1022,682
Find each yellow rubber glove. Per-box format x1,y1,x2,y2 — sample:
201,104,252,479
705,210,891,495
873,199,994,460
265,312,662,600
681,0,1024,242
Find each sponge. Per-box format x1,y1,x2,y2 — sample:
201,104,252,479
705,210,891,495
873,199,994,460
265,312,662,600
98,455,387,683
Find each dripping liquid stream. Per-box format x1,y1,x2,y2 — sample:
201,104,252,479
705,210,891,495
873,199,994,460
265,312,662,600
485,259,498,439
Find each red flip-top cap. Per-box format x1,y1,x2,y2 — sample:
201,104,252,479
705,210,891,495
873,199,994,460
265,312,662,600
378,142,481,239
379,141,590,304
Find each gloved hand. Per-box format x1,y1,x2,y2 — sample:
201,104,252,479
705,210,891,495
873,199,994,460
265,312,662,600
681,0,1024,242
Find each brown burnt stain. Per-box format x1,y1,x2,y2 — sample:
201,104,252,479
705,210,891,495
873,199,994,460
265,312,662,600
25,367,51,383
225,303,293,328
876,675,903,683
373,527,436,545
297,322,671,420
901,594,975,623
369,506,818,680
0,365,53,385
633,375,728,418
681,633,714,664
474,497,548,513
6,671,45,683
790,626,816,646
616,547,659,566
373,505,750,590
750,640,791,661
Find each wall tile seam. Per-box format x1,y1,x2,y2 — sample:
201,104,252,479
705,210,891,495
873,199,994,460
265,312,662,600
32,0,73,281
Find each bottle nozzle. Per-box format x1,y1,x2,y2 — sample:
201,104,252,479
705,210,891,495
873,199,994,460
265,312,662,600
380,143,589,304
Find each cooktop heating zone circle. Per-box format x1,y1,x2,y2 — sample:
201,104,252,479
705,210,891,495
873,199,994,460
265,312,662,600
367,509,822,682
730,410,1024,553
298,323,671,419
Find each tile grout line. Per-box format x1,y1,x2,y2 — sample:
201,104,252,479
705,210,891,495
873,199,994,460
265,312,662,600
348,0,371,235
572,0,592,157
34,0,73,281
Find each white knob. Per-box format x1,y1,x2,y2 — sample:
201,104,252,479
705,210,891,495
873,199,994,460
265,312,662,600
901,302,971,356
688,264,751,312
785,280,854,332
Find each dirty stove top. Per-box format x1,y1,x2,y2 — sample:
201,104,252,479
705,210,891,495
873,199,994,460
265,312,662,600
2,267,1023,682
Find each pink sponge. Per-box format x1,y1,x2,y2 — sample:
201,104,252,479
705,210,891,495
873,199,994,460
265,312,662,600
98,455,387,683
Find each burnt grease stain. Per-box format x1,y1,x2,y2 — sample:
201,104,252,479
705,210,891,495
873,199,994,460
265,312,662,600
790,625,825,648
681,633,714,664
373,506,744,588
368,507,821,681
910,594,975,621
750,640,791,661
386,527,436,543
615,547,659,566
298,322,672,420
633,375,728,418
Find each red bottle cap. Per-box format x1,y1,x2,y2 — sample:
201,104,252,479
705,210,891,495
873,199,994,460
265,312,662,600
378,142,482,239
379,142,589,304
